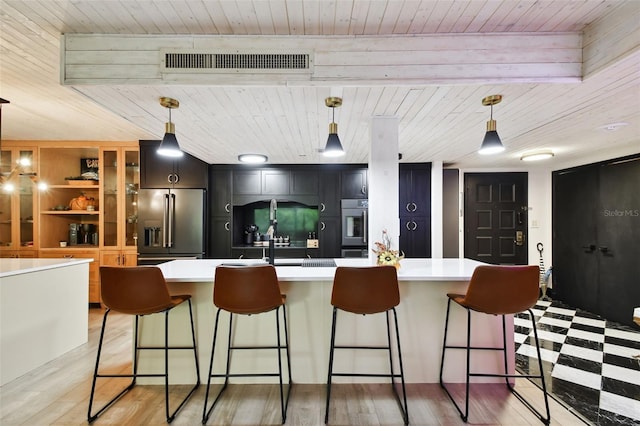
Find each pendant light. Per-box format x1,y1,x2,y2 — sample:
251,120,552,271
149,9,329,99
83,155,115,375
323,97,345,157
157,97,184,157
478,95,505,155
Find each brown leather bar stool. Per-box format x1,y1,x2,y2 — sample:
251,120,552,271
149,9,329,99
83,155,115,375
325,265,408,425
202,264,292,424
88,266,200,423
439,265,551,424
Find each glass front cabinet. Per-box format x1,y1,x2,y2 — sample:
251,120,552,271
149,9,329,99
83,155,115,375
100,146,139,267
0,144,37,258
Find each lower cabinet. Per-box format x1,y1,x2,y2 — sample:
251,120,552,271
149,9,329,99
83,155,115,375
38,249,100,304
318,216,341,258
100,250,137,267
0,250,37,258
399,217,431,258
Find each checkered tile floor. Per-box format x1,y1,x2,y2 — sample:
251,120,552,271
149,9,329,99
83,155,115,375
515,299,640,425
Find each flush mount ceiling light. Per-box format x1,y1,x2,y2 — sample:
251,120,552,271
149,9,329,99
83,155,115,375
521,150,555,162
238,154,268,164
322,97,345,157
157,97,184,157
478,95,505,155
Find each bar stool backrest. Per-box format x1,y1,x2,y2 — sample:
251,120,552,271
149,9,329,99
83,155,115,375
99,266,174,315
214,264,283,314
331,266,400,314
459,265,539,315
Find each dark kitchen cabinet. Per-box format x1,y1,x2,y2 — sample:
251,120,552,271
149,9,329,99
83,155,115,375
400,216,431,258
208,167,232,258
291,170,318,195
139,140,208,189
262,170,290,195
233,169,261,195
319,170,340,217
553,154,640,327
341,168,367,199
399,163,431,258
318,216,341,258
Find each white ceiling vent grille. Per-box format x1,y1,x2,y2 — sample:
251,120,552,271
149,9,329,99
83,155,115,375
161,50,313,74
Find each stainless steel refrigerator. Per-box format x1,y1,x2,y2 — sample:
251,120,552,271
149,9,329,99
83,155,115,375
137,188,205,264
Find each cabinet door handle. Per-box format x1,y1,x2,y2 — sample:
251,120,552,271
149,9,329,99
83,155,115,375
361,185,366,195
320,221,326,231
405,221,411,231
411,202,417,212
238,254,244,259
63,254,74,258
224,221,230,231
405,203,411,212
412,221,418,231
581,244,596,253
320,203,326,212
599,246,610,254
225,203,230,213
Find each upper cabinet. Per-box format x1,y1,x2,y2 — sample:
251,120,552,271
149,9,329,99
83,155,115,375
341,168,367,199
0,143,37,256
100,146,139,264
139,140,208,189
38,145,101,249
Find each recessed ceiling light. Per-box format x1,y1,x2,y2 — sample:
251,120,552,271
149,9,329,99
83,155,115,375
599,122,629,132
238,154,268,164
521,150,554,162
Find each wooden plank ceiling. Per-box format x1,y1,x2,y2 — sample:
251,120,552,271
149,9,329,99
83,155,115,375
0,0,638,169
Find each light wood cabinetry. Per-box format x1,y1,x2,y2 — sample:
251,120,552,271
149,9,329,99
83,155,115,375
0,144,37,257
99,146,139,269
22,141,139,304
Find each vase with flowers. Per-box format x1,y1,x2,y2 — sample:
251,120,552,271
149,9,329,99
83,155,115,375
372,229,404,269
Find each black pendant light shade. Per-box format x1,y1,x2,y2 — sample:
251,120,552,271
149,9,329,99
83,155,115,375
323,97,345,157
157,97,184,157
478,95,505,155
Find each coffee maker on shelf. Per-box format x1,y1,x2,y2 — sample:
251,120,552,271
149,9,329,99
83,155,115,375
69,223,97,245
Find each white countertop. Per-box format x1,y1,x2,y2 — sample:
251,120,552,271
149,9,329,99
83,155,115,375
0,258,94,278
156,258,485,282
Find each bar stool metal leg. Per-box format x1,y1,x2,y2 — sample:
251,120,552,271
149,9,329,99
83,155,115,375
88,300,200,424
439,300,551,424
202,306,292,425
324,307,409,425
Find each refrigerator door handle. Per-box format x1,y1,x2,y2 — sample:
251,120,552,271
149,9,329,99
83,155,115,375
168,193,175,247
163,194,170,247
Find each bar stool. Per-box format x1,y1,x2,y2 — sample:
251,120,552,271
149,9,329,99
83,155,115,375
202,264,291,424
325,265,409,425
88,266,200,424
439,265,551,424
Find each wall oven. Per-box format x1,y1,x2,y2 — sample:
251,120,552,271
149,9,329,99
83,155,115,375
341,199,368,249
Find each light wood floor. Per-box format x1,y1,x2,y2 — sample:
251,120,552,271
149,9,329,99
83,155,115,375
0,308,586,426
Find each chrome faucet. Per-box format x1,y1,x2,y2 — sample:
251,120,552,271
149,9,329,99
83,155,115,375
268,199,278,265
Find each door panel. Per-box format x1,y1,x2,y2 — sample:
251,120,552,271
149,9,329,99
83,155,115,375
553,166,600,314
596,158,640,325
464,172,528,264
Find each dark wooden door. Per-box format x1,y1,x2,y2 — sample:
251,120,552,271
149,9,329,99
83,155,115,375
596,158,640,325
552,166,600,313
464,172,528,265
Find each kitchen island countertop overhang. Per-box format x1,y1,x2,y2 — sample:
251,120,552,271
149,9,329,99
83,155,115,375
136,258,516,385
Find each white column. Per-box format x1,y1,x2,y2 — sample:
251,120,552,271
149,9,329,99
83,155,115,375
431,161,443,258
368,116,400,260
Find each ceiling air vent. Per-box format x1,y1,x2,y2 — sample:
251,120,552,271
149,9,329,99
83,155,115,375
161,50,313,74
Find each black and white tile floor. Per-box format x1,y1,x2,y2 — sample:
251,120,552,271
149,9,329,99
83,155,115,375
515,299,640,425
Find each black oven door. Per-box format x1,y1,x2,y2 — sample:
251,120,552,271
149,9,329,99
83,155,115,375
341,207,367,246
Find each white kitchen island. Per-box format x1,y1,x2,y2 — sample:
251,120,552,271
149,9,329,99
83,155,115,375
137,258,516,385
0,258,92,385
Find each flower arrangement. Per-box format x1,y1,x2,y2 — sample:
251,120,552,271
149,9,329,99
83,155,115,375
372,229,404,269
